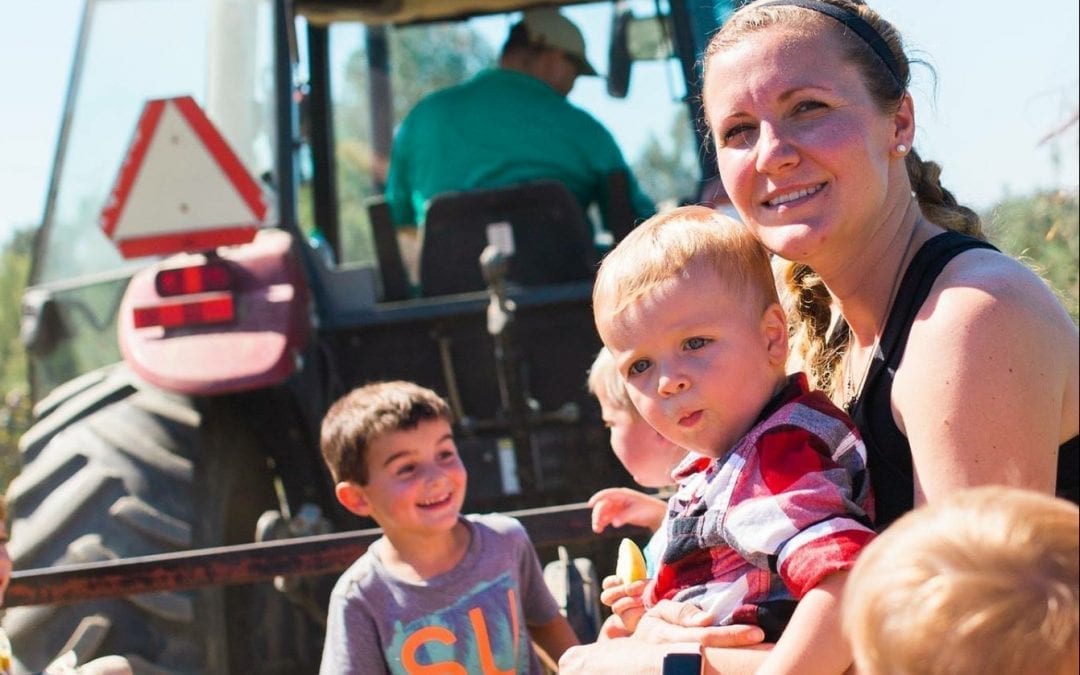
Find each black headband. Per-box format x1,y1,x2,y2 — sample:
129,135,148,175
757,0,902,84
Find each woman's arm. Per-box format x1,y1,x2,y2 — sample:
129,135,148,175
896,251,1078,505
755,571,851,675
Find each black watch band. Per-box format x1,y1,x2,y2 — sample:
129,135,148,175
662,650,703,675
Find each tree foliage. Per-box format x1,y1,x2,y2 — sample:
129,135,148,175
0,228,34,490
633,112,701,208
984,189,1079,323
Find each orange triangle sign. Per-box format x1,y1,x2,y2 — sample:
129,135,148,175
99,96,269,258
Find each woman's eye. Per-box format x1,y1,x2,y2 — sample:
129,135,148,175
721,123,756,147
792,100,827,115
628,359,650,376
685,337,709,350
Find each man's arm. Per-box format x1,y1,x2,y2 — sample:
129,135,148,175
395,226,422,288
528,613,580,664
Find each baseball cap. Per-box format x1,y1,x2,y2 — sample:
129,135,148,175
521,8,598,76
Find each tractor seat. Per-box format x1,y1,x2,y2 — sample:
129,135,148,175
418,180,597,297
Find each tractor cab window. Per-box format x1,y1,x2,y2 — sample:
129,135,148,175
28,0,277,395
35,0,278,286
297,1,701,278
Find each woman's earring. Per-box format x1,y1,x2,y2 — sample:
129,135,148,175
896,143,908,155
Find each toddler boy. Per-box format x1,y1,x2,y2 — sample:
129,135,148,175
318,381,578,674
592,205,874,673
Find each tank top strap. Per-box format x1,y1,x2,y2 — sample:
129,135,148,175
877,230,999,369
852,230,998,529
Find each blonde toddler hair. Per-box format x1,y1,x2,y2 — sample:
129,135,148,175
587,347,633,411
843,486,1079,675
592,205,777,331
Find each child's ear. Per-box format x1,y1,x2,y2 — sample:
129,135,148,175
761,303,788,367
335,481,372,517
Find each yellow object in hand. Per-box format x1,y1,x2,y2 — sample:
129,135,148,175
615,537,647,583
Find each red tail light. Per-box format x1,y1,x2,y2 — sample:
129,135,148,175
155,261,232,296
133,294,235,329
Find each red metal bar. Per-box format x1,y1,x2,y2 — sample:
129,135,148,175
5,502,648,608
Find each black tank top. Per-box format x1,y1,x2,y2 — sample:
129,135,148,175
849,231,1080,529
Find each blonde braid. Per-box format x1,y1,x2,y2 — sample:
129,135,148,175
906,149,985,239
779,260,849,402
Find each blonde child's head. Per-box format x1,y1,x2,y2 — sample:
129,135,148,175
587,348,685,488
591,205,787,457
320,380,452,485
843,486,1079,675
587,347,632,411
592,205,777,340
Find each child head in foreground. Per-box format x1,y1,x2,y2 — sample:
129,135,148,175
843,485,1079,675
587,347,685,487
320,380,465,536
592,204,788,458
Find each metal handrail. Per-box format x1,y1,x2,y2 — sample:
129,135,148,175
5,502,647,608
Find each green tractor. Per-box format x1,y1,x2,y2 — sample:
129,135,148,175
4,0,732,671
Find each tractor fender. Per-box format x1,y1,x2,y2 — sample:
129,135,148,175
118,229,311,396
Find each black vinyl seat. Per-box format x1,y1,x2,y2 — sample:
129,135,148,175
418,180,598,296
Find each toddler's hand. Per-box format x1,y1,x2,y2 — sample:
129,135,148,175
600,573,649,633
588,488,667,533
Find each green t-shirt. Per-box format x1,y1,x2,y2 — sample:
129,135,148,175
385,69,655,233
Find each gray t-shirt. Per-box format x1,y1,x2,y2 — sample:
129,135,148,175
319,513,561,674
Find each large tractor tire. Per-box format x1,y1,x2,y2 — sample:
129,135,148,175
2,365,314,674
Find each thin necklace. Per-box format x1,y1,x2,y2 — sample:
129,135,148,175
842,221,922,413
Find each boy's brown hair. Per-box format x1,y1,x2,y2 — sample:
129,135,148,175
320,381,452,485
843,486,1079,675
592,205,777,332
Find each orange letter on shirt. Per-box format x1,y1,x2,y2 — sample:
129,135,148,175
469,588,520,675
400,626,468,675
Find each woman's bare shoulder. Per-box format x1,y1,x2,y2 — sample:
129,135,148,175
925,246,1075,338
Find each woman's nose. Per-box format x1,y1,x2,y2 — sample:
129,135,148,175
754,121,799,175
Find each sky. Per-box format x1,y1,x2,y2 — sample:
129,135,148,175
1,1,1077,247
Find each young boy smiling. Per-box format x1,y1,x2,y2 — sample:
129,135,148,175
318,381,577,674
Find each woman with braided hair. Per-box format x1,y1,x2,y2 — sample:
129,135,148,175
703,0,1077,530
560,0,1078,672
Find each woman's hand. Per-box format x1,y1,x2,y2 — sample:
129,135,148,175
558,603,767,674
636,600,766,648
588,488,668,533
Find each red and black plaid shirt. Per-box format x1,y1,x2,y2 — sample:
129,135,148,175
646,374,875,640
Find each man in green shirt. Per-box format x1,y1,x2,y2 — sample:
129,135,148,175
385,8,655,282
